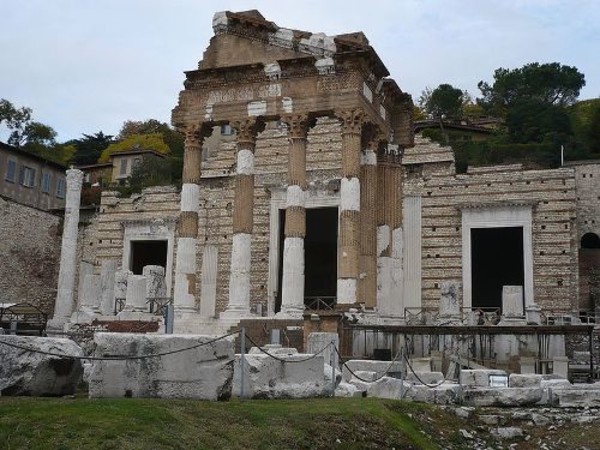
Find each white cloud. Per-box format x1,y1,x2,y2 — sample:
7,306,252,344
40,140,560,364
1,0,598,141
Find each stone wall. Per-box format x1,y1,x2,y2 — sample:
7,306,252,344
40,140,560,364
0,196,62,314
570,161,600,311
89,186,180,306
198,118,342,315
403,135,579,312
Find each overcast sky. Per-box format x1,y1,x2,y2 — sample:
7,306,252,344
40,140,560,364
1,0,599,142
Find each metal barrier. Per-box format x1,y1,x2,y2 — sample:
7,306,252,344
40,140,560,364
0,303,48,336
304,296,336,311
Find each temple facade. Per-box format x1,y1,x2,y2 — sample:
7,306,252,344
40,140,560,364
52,11,600,338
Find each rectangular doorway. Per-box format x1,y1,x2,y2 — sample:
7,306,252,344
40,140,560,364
130,240,168,274
275,207,338,313
470,227,524,310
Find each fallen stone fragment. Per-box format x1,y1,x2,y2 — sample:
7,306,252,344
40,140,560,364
88,333,234,400
0,336,84,396
492,427,524,439
463,387,542,407
233,347,326,399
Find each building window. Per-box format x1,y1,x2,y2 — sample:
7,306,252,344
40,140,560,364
5,159,16,183
119,158,128,176
221,124,233,136
41,172,51,193
56,178,66,198
22,167,36,188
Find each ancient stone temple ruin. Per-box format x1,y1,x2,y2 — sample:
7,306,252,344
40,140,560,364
48,10,600,374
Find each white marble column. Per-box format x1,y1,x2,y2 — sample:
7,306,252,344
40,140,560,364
173,126,204,318
200,244,218,318
222,119,262,318
48,168,83,329
100,260,117,315
278,114,311,318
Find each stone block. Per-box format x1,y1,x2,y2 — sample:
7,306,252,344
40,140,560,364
351,370,378,382
341,359,403,382
502,285,524,317
366,376,411,400
410,383,462,405
463,387,543,407
459,369,507,387
438,281,460,317
88,333,234,400
509,373,544,387
409,357,432,372
554,389,600,408
0,336,84,396
334,381,364,398
233,351,326,399
306,332,339,368
406,371,444,385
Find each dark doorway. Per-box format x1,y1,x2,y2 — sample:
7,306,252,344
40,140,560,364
130,240,167,274
471,227,524,310
304,207,338,301
275,207,338,313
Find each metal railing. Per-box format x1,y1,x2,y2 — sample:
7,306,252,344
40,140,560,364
113,297,172,316
305,296,336,311
460,307,501,325
403,307,439,325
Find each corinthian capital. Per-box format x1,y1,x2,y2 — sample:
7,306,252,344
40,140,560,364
281,114,316,140
231,118,266,147
336,109,365,135
184,123,211,149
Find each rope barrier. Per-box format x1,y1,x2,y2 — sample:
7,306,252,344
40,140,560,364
332,345,403,383
0,331,239,361
243,334,333,363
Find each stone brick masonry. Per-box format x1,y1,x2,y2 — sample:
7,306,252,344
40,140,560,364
0,196,62,315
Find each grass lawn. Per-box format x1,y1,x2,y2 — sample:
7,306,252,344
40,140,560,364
0,396,463,450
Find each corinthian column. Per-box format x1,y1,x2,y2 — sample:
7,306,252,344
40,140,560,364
376,149,404,316
277,114,312,318
222,118,264,318
173,125,205,316
48,168,84,329
359,129,380,308
336,109,364,305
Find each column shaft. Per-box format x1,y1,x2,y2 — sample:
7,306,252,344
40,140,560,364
278,115,311,318
223,119,263,318
51,168,84,326
359,147,378,307
337,110,363,305
173,126,204,313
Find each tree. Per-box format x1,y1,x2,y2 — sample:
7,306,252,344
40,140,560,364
419,84,468,120
0,99,32,134
478,62,586,116
99,133,170,163
118,119,184,157
67,131,114,165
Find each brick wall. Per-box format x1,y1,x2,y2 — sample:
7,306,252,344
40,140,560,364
0,196,62,315
403,135,579,312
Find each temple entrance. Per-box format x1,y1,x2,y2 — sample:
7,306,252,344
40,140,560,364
471,227,524,310
275,207,338,313
129,240,168,274
304,207,338,307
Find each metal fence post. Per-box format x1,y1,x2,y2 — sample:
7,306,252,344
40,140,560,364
330,341,336,397
240,327,246,400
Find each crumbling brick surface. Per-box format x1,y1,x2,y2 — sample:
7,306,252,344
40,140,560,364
0,196,62,315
